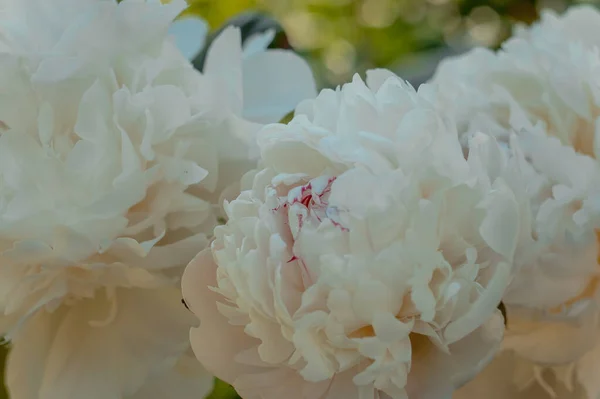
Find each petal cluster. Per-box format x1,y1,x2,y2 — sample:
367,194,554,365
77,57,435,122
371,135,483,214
432,5,600,398
183,71,525,399
0,0,316,398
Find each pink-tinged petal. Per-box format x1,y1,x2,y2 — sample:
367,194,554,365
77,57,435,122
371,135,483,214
182,249,263,384
325,369,363,399
5,311,57,399
454,352,588,399
126,351,214,399
453,353,537,399
504,303,600,365
576,338,600,399
34,288,193,399
234,367,317,399
404,335,454,399
407,314,503,399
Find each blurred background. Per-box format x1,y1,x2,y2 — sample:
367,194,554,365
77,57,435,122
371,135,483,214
186,0,599,89
0,0,598,398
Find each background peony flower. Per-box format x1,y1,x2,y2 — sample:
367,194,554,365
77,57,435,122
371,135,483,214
183,70,524,399
431,5,600,399
0,0,316,398
431,5,600,154
455,334,600,399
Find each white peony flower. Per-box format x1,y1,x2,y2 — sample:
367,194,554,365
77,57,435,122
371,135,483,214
432,5,600,398
182,70,524,399
0,0,316,398
431,5,600,153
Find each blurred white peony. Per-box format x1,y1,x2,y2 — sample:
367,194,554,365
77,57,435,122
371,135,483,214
182,70,525,399
0,0,316,398
432,5,600,399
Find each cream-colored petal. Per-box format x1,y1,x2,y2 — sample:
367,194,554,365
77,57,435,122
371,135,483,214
5,311,58,399
575,337,600,399
127,351,214,399
504,303,600,365
183,249,264,385
35,288,193,399
454,352,588,399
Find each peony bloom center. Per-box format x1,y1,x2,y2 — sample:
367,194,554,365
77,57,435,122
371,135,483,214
209,166,510,392
282,175,346,236
273,175,345,287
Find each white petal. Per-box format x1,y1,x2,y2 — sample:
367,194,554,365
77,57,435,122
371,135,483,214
365,69,398,92
203,26,243,115
478,181,520,261
242,49,317,124
242,29,276,57
168,16,208,61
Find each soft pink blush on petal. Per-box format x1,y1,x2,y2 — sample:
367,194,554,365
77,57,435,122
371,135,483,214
37,288,192,399
234,367,322,399
576,337,600,399
323,368,365,399
405,313,503,399
404,333,454,399
503,303,600,365
183,249,264,385
454,352,588,399
126,351,214,399
5,311,57,399
183,250,356,399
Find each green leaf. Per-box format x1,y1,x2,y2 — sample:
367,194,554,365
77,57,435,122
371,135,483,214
206,379,240,399
0,344,9,399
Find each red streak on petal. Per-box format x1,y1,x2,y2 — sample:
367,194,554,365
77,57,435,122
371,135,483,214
301,194,312,208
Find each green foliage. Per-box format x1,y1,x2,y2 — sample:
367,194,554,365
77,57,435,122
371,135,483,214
207,379,241,399
0,345,7,398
